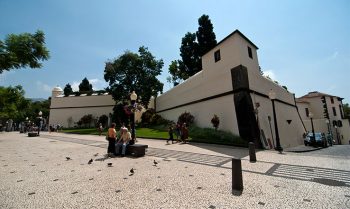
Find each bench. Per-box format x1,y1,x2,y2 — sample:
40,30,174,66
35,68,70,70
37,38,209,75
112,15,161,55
126,144,148,157
28,132,38,137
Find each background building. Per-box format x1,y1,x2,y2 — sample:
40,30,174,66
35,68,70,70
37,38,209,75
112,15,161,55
296,91,350,144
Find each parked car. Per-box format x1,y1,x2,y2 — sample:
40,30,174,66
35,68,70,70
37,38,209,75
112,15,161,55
304,132,328,147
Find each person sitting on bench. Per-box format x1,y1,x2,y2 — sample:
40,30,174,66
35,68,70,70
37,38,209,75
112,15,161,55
116,127,131,157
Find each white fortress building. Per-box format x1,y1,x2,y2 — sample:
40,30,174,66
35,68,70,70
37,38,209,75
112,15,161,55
49,29,349,148
154,30,308,149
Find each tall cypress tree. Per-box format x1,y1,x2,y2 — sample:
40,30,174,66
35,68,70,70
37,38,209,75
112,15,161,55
79,77,93,93
196,15,217,57
63,83,73,96
179,32,200,78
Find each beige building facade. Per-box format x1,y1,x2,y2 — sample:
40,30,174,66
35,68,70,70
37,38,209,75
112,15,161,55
155,30,306,149
49,87,144,128
296,92,350,145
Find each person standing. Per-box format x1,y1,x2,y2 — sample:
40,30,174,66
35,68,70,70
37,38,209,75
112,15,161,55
175,122,181,143
181,123,189,144
167,125,174,144
107,123,117,156
98,123,103,136
116,127,131,157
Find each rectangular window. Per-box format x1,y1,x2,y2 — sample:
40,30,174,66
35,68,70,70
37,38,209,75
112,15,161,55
305,108,309,117
331,97,334,104
248,46,253,59
214,50,221,62
332,107,337,116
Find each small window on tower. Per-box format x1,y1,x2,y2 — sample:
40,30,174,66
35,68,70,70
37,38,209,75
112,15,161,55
214,50,221,62
248,46,253,59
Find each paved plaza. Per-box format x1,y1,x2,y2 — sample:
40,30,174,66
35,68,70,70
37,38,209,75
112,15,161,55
0,132,350,209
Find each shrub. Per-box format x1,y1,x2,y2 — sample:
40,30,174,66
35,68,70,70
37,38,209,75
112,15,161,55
178,112,194,126
188,126,247,147
98,114,108,127
141,109,156,125
211,114,220,131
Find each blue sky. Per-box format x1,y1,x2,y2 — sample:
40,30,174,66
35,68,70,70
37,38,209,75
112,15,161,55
1,0,349,103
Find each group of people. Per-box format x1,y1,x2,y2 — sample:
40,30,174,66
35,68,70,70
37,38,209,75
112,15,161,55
106,123,135,157
167,122,189,144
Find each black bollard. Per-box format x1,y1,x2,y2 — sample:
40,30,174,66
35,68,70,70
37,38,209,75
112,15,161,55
249,142,257,162
232,158,243,192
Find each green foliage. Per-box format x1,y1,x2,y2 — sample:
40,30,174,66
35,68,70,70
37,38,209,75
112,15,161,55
104,46,163,107
196,14,217,56
63,83,73,96
0,30,50,73
189,126,247,147
211,114,220,131
79,114,93,128
112,103,129,126
0,85,49,123
98,114,108,127
169,14,217,84
179,32,201,79
344,103,350,118
178,112,194,126
79,77,93,94
141,108,171,126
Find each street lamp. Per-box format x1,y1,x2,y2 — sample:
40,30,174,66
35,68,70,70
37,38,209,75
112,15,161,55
268,89,283,153
325,119,332,146
334,125,340,145
309,112,316,146
130,91,137,140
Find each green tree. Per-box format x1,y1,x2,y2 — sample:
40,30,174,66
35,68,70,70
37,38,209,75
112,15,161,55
343,103,350,118
179,32,201,79
0,30,50,73
196,14,217,57
169,14,217,83
104,46,163,108
79,77,93,94
63,83,73,96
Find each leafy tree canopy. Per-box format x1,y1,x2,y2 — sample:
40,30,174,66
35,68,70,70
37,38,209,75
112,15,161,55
104,46,164,107
344,103,350,118
63,83,73,96
0,30,50,73
168,14,216,84
79,77,93,93
196,14,217,56
0,85,49,123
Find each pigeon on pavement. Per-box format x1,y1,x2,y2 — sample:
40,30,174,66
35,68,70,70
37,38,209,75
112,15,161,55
130,168,135,174
153,160,158,166
66,157,71,161
107,163,113,167
88,159,93,164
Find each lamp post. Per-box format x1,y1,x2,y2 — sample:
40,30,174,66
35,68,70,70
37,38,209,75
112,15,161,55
334,125,340,145
37,111,43,135
309,112,316,146
130,91,137,140
325,119,332,146
268,89,283,153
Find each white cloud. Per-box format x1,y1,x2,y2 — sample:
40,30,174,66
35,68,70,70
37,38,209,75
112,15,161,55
36,81,52,92
70,81,80,92
263,70,277,80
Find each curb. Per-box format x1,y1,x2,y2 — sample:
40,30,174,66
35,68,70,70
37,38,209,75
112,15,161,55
285,146,325,153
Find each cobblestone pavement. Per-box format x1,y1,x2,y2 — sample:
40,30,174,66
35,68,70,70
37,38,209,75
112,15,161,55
1,132,350,209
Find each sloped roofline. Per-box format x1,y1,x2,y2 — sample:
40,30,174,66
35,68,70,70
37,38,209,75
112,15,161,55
215,29,259,50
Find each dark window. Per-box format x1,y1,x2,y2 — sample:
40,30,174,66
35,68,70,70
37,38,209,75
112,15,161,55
305,108,309,117
330,97,334,104
332,107,337,116
248,46,253,59
214,50,221,62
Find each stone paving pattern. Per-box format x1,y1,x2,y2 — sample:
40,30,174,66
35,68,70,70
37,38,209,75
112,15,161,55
1,132,350,208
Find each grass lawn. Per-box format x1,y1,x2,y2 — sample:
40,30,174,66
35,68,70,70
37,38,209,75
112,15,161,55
62,127,168,139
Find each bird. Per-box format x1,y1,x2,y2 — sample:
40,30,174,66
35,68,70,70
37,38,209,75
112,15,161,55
93,153,99,157
66,157,71,161
88,159,93,164
130,168,134,174
153,160,158,166
107,163,113,167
